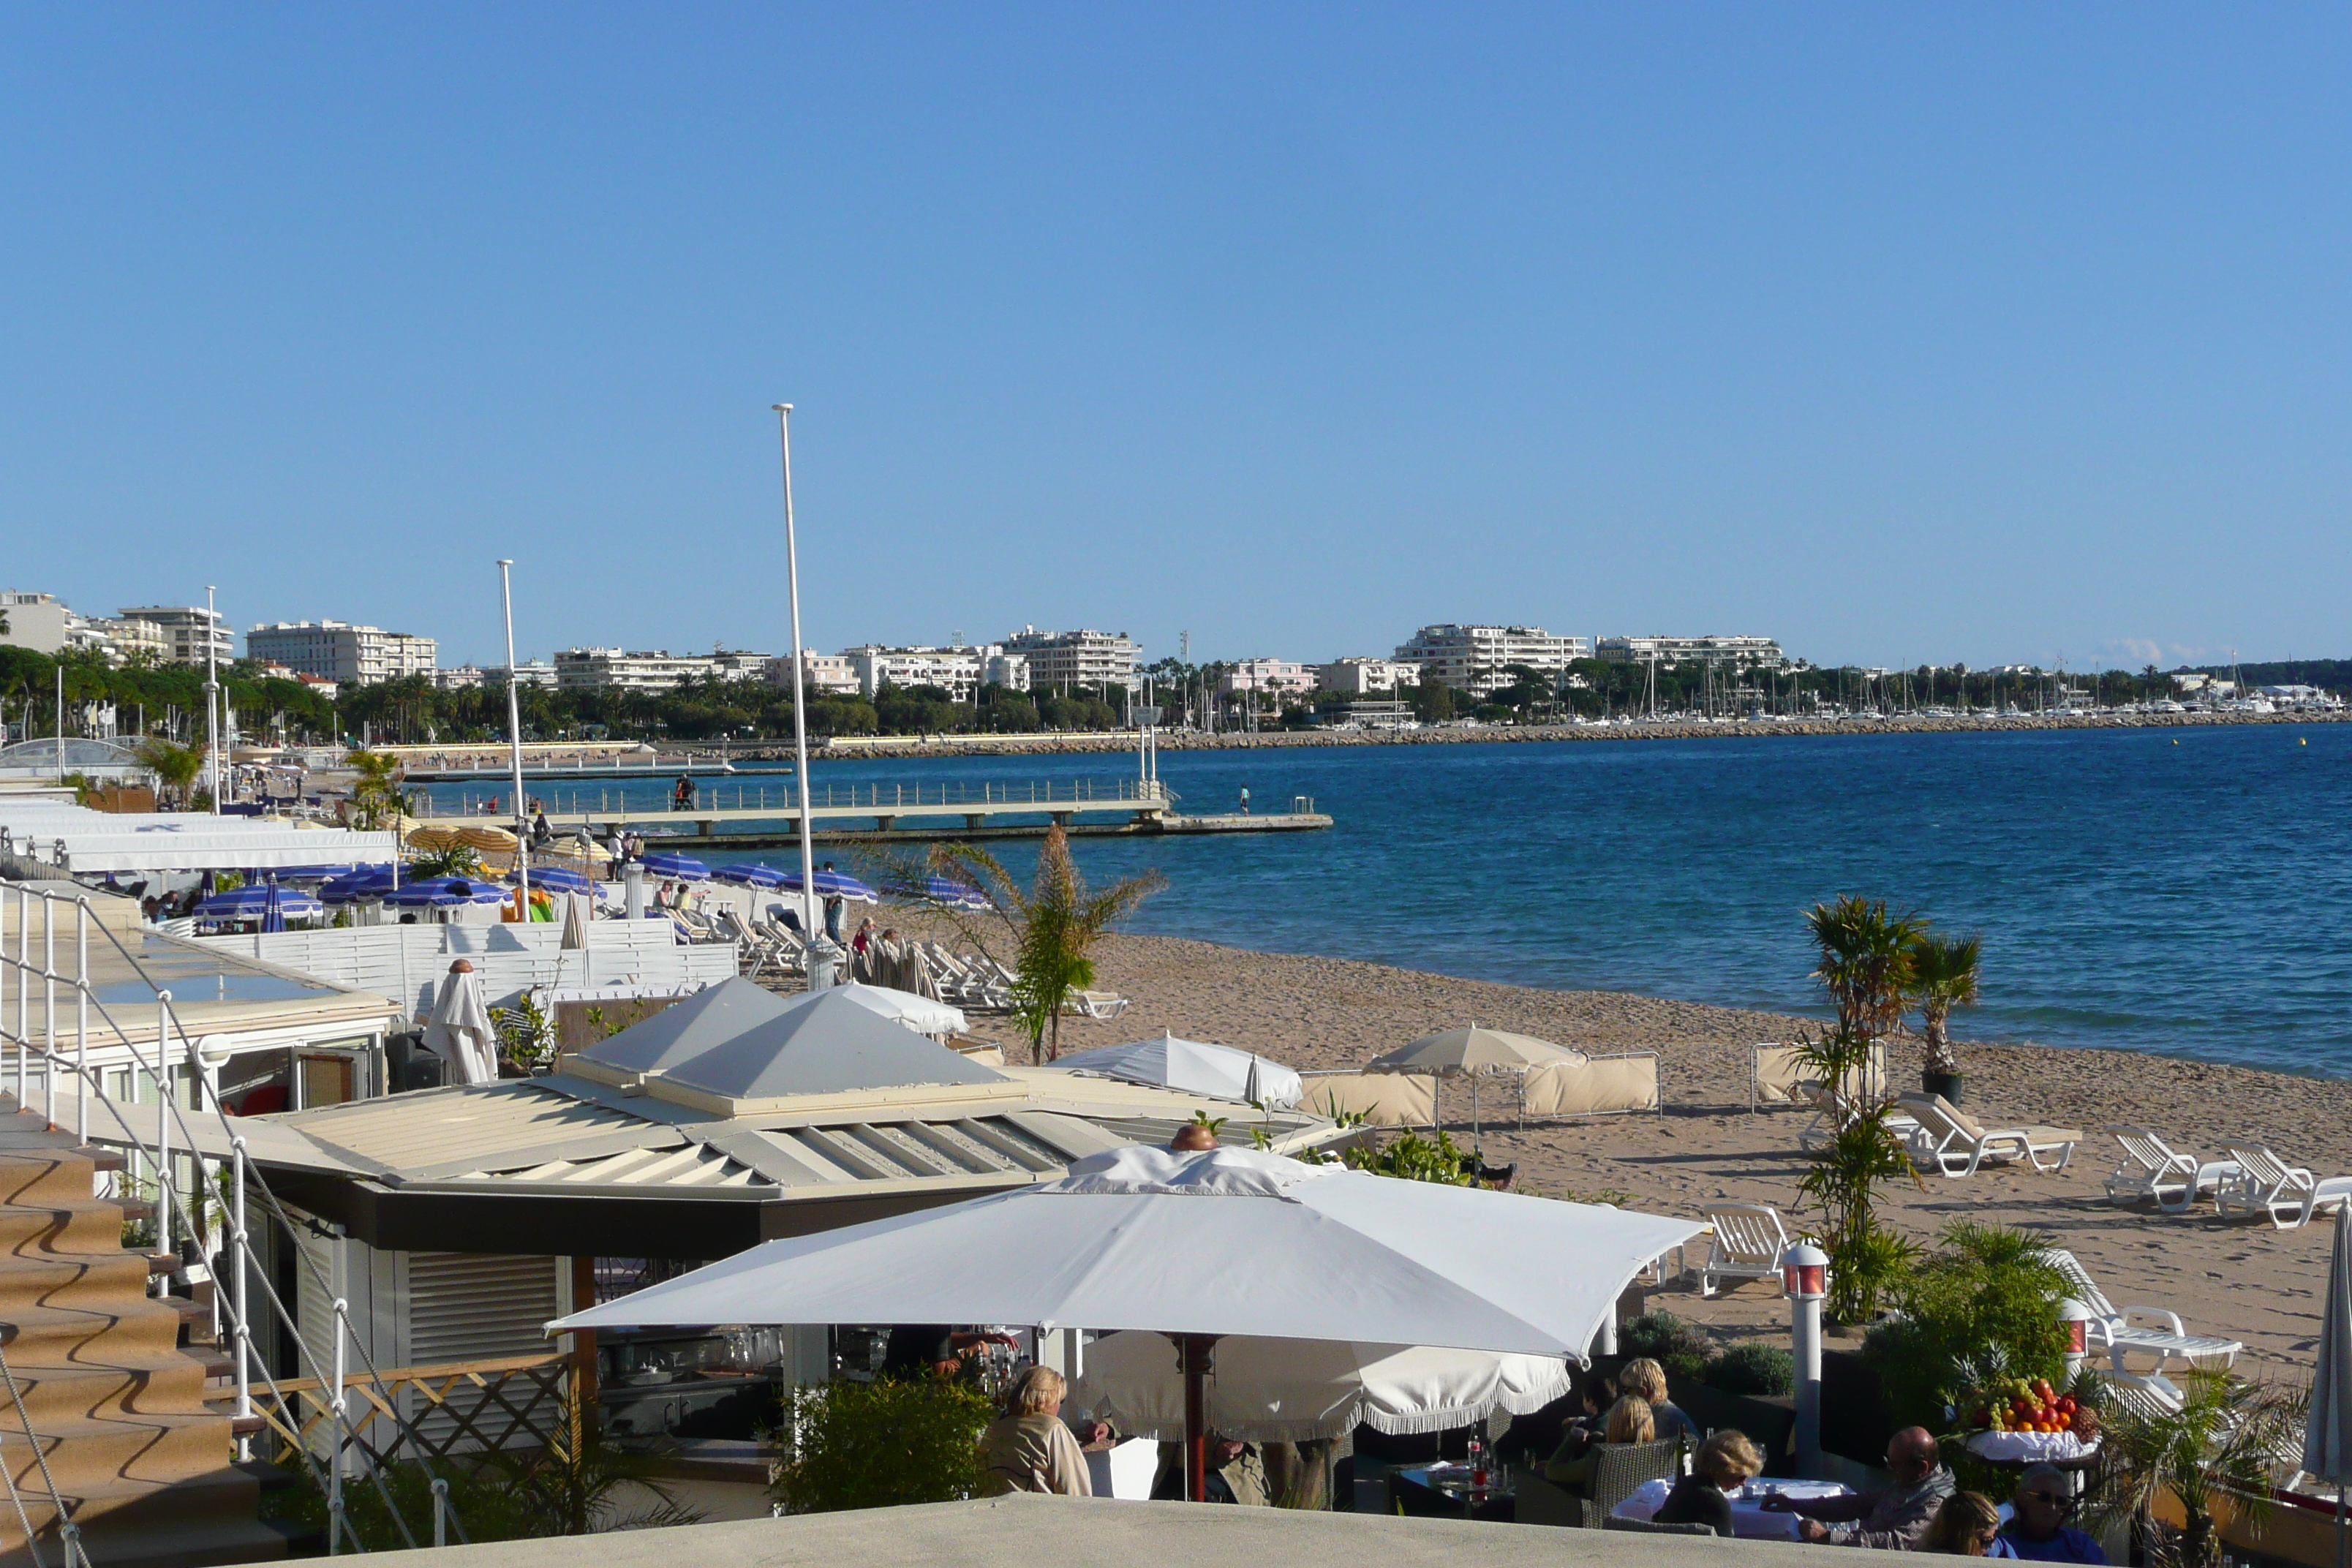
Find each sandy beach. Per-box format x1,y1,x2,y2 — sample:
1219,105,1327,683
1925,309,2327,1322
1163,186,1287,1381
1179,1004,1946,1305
954,930,2352,1385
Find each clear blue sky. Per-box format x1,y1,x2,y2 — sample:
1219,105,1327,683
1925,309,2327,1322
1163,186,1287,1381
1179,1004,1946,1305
3,6,2345,672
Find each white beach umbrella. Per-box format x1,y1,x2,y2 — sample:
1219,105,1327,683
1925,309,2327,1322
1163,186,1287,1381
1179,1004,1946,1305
553,1142,1699,1500
2305,1205,2352,1568
423,960,500,1085
1056,1032,1306,1109
1368,1025,1588,1147
1071,1330,1572,1444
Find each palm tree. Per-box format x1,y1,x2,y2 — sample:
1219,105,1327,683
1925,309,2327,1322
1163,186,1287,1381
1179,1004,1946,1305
924,826,1164,1063
1805,895,1926,1039
1910,931,1983,1078
135,737,202,808
2084,1371,2304,1568
344,748,404,830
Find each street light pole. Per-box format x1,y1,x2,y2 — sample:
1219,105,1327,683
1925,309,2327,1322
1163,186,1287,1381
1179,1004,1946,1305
1782,1241,1829,1477
774,404,835,990
498,561,529,919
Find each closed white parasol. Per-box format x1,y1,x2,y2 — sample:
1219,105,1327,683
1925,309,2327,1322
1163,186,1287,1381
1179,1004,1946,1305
552,1142,1697,1499
422,960,500,1085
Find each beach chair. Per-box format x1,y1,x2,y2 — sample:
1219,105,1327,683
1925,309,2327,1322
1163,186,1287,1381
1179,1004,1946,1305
1697,1202,1793,1298
2102,1369,2185,1421
1896,1093,2081,1177
2102,1126,2239,1213
2045,1250,2242,1372
2215,1143,2352,1230
1795,1079,1921,1153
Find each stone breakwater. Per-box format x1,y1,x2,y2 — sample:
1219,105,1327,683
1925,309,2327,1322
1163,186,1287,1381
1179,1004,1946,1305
708,707,2348,761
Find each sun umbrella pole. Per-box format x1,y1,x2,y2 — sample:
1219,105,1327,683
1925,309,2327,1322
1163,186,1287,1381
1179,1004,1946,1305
497,560,530,921
1175,1333,1218,1503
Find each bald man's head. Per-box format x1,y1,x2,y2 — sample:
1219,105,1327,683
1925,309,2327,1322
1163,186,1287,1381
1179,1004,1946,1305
1886,1427,1941,1482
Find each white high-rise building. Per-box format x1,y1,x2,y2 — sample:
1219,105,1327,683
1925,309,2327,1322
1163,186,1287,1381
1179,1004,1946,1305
1392,625,1590,697
118,605,234,666
1595,635,1785,670
552,648,772,694
1314,657,1422,696
841,643,1028,703
1,593,175,664
1002,627,1139,693
246,620,438,685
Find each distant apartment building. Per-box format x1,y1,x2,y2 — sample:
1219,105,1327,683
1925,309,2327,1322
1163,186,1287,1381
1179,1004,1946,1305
840,644,1028,704
246,619,438,685
0,592,170,665
1392,625,1591,697
1003,627,1139,693
551,647,770,695
1595,635,1785,670
1218,659,1318,698
768,652,863,698
118,606,234,667
1314,657,1421,696
440,662,559,690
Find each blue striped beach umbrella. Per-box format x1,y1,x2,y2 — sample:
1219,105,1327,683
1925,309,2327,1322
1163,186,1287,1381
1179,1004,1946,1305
639,852,712,881
383,876,510,909
779,867,879,902
320,867,400,905
196,885,323,922
509,866,594,896
887,874,990,910
712,863,789,890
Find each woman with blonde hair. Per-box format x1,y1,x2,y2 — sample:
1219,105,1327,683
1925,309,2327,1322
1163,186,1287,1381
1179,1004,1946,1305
1654,1429,1765,1536
977,1365,1093,1496
1925,1491,2013,1556
1615,1357,1702,1444
1542,1395,1655,1493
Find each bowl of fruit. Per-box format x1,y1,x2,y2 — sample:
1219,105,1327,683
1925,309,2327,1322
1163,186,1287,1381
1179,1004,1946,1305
1961,1377,2100,1461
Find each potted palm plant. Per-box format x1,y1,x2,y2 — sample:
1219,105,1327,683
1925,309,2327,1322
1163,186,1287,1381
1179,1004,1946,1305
1910,932,1981,1104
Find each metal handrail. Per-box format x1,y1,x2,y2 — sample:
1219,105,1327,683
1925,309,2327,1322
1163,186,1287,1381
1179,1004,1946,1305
0,889,445,1550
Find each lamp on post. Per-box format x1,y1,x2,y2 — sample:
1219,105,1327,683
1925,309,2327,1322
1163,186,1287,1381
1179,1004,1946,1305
2059,1297,2095,1379
1782,1240,1829,1477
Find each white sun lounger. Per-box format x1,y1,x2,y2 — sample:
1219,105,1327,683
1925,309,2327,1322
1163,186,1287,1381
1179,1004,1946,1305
1896,1093,2081,1177
2046,1249,2242,1372
2215,1143,2352,1230
2102,1126,2239,1213
1697,1202,1793,1298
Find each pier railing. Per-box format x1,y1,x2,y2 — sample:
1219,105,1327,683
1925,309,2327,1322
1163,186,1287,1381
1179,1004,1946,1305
425,777,1173,819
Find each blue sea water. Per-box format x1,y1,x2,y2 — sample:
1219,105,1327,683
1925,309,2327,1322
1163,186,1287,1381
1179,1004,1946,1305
431,724,2352,1077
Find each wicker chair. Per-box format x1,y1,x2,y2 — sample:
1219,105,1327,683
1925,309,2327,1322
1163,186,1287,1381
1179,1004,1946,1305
1583,1440,1685,1529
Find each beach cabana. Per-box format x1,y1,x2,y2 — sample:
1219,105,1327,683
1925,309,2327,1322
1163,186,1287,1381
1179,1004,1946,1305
1055,1031,1305,1109
553,1143,1701,1499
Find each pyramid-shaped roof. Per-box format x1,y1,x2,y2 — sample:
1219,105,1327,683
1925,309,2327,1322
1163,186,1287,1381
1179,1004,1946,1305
656,987,1009,1104
576,977,796,1077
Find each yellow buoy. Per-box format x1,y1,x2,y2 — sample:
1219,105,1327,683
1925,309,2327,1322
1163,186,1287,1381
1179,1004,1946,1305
2300,737,2307,745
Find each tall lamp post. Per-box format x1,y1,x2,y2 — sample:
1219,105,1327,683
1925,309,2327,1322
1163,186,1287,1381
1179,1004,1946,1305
1782,1241,1829,1477
497,562,530,920
774,404,837,990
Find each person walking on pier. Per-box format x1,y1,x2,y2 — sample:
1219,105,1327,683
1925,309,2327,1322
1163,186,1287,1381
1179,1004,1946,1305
672,774,696,812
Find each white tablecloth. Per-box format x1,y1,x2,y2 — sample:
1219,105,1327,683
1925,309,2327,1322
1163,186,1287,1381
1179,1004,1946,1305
1615,1478,1852,1539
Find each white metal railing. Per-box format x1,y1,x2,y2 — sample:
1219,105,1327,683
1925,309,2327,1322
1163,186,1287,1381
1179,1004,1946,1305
0,886,474,1554
425,775,1175,819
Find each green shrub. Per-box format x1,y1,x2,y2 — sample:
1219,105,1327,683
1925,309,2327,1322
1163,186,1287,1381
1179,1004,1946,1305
1341,1128,1473,1186
1620,1311,1712,1382
769,1376,994,1515
1861,1221,2069,1432
1705,1343,1795,1398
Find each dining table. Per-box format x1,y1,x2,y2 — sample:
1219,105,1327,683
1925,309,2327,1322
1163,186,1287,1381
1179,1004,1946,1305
1613,1477,1853,1539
